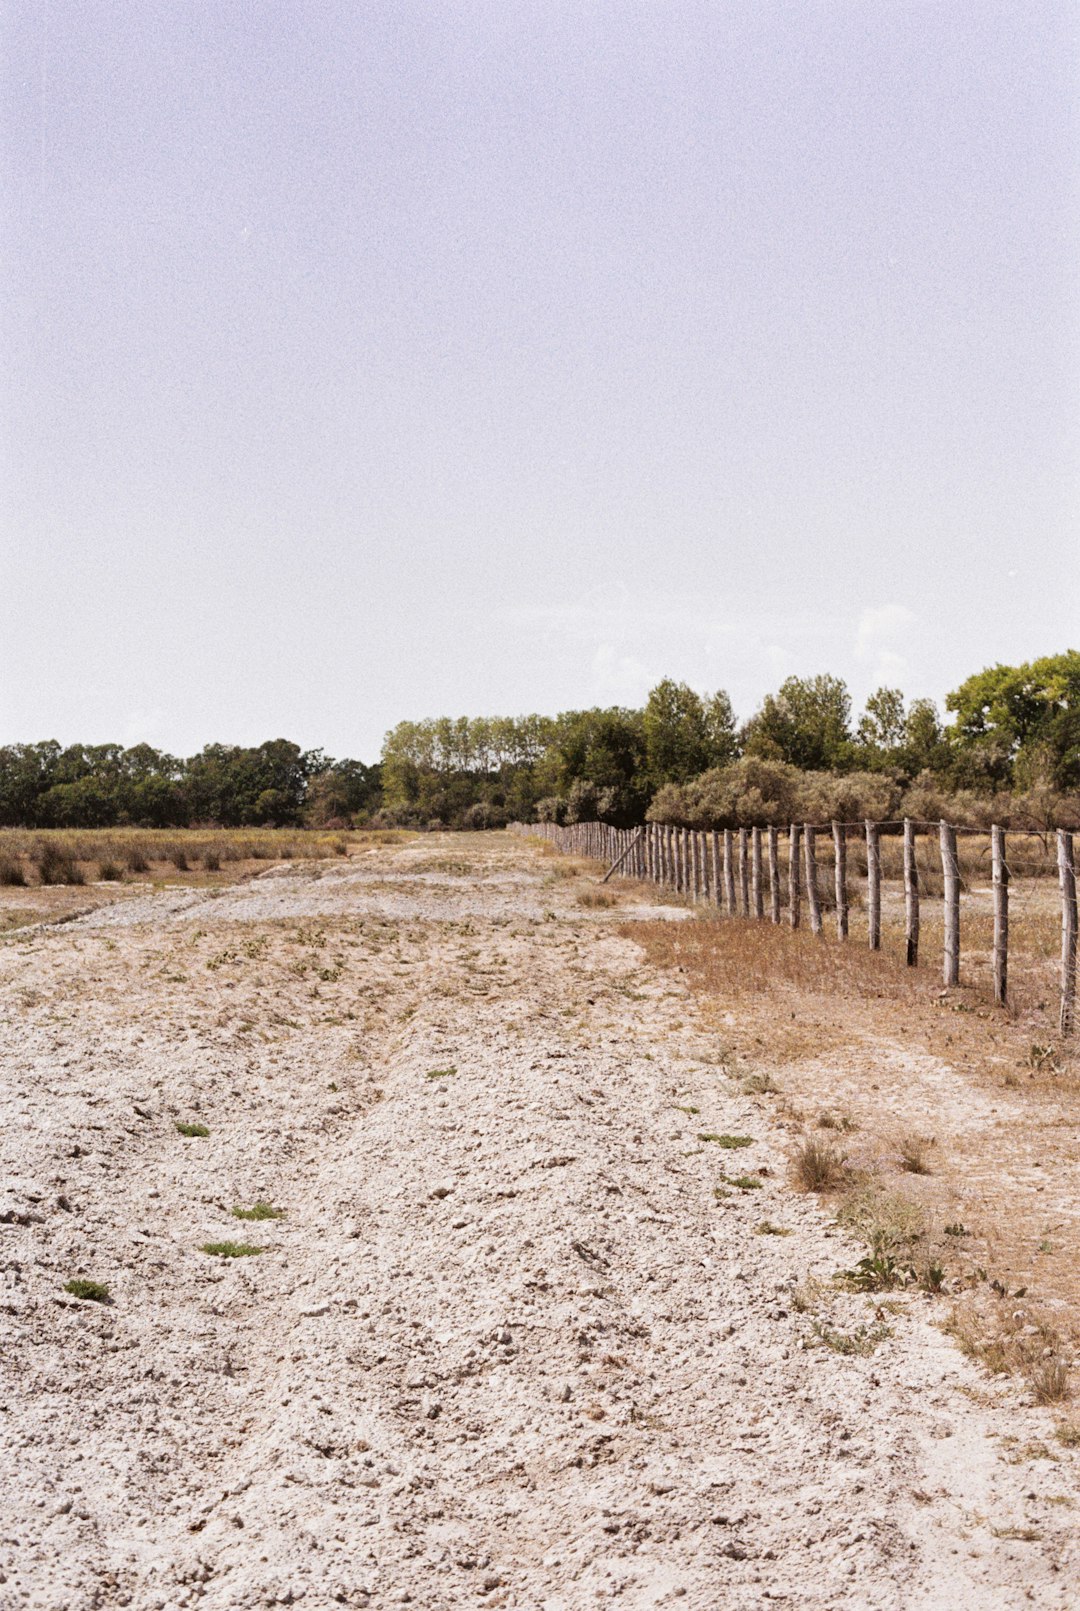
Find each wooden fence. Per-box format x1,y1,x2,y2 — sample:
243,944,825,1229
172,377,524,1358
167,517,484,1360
509,818,1080,1035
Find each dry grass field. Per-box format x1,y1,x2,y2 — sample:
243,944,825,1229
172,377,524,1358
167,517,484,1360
2,830,1079,1609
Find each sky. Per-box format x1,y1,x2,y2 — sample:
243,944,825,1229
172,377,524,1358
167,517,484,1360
3,1,1078,762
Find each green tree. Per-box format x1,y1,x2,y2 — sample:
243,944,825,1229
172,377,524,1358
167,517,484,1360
743,675,851,770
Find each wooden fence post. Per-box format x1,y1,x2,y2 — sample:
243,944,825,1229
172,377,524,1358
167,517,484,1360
991,824,1008,1005
940,820,960,986
832,822,848,940
804,825,822,934
738,829,750,916
768,827,781,923
751,827,764,918
865,822,881,952
789,824,801,929
1058,830,1077,1035
903,818,919,967
711,831,722,906
723,830,735,915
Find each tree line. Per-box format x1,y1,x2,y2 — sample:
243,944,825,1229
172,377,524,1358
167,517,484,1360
2,652,1076,831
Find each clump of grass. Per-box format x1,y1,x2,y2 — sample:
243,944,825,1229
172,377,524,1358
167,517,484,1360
792,1136,848,1192
944,1222,971,1238
792,1275,824,1313
1055,1422,1080,1448
98,861,123,881
126,847,150,873
232,1202,283,1221
717,1172,763,1191
1030,1360,1072,1407
742,1072,780,1095
755,1221,792,1236
36,843,85,886
204,850,221,871
201,1241,264,1258
577,889,615,908
64,1278,111,1303
0,855,27,886
812,1320,892,1356
425,1067,457,1081
836,1186,926,1254
898,1134,936,1175
818,1109,858,1133
175,1120,210,1138
698,1133,753,1149
170,847,190,871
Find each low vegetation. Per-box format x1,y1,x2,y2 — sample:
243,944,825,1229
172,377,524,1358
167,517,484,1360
64,1278,111,1303
175,1120,210,1138
200,1241,264,1258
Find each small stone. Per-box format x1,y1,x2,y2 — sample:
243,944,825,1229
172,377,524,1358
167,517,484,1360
556,1382,572,1402
430,1185,453,1200
299,1302,331,1318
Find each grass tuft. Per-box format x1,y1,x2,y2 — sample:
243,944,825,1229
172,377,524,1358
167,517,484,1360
232,1202,283,1221
792,1137,848,1192
175,1120,210,1138
698,1133,753,1148
64,1278,111,1303
201,1241,264,1258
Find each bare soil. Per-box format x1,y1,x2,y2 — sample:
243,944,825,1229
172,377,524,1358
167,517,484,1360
2,832,1078,1610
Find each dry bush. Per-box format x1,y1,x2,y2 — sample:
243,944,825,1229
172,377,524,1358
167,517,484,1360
944,1301,1073,1403
792,1136,849,1192
898,1134,936,1175
836,1185,926,1252
577,889,615,909
35,842,85,886
0,855,27,886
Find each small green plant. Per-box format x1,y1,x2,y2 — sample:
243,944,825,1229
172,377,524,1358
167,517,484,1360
232,1202,283,1221
64,1277,111,1303
837,1248,913,1292
175,1120,210,1138
812,1320,892,1356
755,1221,792,1236
723,1173,764,1191
201,1241,264,1258
425,1067,457,1081
918,1261,947,1294
698,1133,753,1149
674,1104,700,1115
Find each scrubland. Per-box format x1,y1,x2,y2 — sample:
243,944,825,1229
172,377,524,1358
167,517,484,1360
1,832,1079,1609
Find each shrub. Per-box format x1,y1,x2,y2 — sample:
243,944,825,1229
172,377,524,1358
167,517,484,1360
64,1278,111,1303
201,1241,263,1258
125,847,150,873
175,1120,209,1138
792,1136,848,1191
36,843,85,885
98,861,123,881
0,856,27,886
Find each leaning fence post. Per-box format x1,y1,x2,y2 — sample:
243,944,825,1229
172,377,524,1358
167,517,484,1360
788,824,801,929
723,830,736,914
991,824,1008,1005
738,829,750,916
940,820,960,986
903,818,919,967
804,825,822,934
768,826,781,922
832,821,848,940
865,822,881,951
751,827,764,918
1058,830,1077,1035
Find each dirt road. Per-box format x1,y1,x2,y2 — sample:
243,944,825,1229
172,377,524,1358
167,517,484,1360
2,833,1077,1609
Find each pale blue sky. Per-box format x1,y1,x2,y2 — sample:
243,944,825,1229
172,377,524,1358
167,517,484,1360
3,1,1078,760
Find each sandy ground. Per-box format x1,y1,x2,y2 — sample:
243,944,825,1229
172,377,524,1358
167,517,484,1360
2,832,1078,1611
